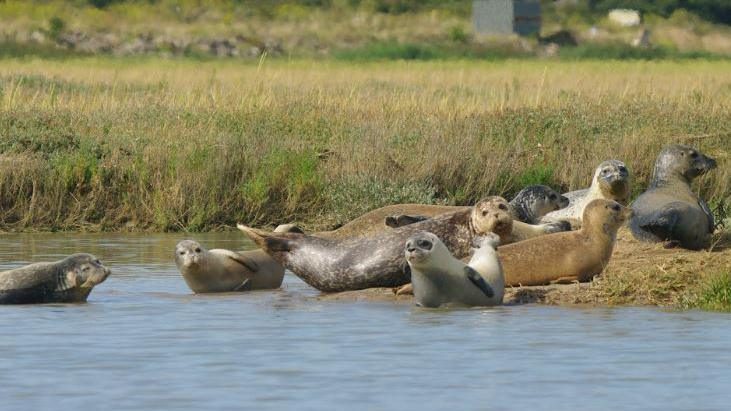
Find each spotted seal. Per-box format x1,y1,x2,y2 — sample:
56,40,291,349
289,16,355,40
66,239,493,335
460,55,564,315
237,198,510,292
509,185,569,224
542,160,630,227
629,145,717,250
175,240,284,293
0,254,111,304
406,232,504,308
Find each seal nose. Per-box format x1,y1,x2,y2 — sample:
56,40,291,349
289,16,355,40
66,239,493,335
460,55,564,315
707,157,717,169
406,241,416,253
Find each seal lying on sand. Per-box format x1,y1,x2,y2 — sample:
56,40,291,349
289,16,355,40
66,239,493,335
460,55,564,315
309,193,567,243
542,160,630,227
407,232,504,308
175,240,285,293
630,145,717,250
238,198,510,292
501,199,631,286
0,254,110,304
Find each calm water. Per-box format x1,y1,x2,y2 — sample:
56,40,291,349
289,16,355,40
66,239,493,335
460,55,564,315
0,232,729,411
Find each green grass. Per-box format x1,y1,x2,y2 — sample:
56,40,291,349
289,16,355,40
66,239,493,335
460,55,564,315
695,271,731,312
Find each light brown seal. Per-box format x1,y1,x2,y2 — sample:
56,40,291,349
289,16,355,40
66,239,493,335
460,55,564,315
407,232,504,308
175,240,284,293
0,254,111,304
629,145,717,250
236,197,511,292
500,199,631,286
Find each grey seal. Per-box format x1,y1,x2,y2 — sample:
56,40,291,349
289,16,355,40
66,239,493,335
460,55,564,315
407,232,504,308
0,254,110,304
543,159,630,227
509,185,569,224
237,198,510,292
629,145,717,250
175,240,285,293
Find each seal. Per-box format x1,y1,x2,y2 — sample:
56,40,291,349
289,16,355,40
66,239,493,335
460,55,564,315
237,197,511,292
175,240,284,293
500,199,631,286
542,160,630,226
509,185,569,224
310,193,567,243
629,145,717,250
0,254,110,304
407,232,504,308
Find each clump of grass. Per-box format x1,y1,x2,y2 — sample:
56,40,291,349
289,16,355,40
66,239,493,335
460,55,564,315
559,43,720,60
693,271,731,312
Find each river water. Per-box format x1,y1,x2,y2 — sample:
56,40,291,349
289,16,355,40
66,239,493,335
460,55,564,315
0,232,729,411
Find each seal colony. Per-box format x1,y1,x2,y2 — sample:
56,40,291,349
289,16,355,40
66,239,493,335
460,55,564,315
237,197,511,292
1,146,720,308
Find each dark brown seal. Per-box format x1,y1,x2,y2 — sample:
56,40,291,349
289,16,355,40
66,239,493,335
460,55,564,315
0,254,111,304
237,198,510,292
630,145,717,250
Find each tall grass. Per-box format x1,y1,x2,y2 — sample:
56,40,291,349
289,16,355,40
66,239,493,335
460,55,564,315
0,58,729,231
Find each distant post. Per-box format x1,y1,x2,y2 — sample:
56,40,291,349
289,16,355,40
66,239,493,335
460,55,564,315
473,0,541,36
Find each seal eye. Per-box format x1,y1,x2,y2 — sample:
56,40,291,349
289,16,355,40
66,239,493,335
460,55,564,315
482,210,488,216
611,204,620,212
417,240,432,250
498,203,508,211
549,194,557,200
194,248,201,253
179,251,185,255
94,259,101,265
618,166,627,173
690,152,698,159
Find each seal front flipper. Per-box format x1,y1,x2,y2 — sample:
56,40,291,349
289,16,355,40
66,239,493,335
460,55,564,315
699,198,715,233
234,278,252,292
638,208,680,241
385,214,430,228
465,266,494,298
209,249,259,272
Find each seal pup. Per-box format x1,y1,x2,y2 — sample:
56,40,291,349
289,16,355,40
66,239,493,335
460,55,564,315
542,160,630,226
0,254,110,304
500,199,631,286
407,232,504,308
630,145,717,250
237,198,510,292
509,185,569,224
175,240,284,293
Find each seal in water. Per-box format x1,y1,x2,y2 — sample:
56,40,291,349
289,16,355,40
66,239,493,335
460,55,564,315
0,254,111,304
406,232,504,308
629,145,717,250
500,199,631,286
175,240,285,293
237,197,511,292
542,160,630,227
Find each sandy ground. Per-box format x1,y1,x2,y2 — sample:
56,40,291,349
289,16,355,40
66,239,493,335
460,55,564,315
316,228,731,308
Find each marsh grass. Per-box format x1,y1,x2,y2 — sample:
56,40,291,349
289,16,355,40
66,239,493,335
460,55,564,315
0,58,729,232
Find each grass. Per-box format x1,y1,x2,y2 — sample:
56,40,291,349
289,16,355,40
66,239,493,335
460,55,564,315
0,57,729,233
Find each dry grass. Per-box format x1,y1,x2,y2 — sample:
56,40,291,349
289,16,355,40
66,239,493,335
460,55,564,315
0,58,729,232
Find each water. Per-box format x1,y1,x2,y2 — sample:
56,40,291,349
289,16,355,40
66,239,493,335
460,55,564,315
0,232,729,411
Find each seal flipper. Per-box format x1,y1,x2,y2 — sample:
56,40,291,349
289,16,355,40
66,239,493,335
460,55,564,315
210,249,259,273
234,278,252,292
385,214,430,228
465,266,494,298
699,198,715,232
639,209,680,241
236,224,297,253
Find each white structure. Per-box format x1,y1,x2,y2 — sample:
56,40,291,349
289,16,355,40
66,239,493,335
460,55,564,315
473,0,541,36
608,9,641,27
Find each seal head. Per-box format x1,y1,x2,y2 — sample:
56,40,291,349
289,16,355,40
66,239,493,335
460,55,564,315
175,240,204,268
510,185,569,224
62,253,111,289
651,145,717,186
595,160,630,204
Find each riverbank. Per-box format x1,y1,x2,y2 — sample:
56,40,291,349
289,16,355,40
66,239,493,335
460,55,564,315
318,229,731,311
